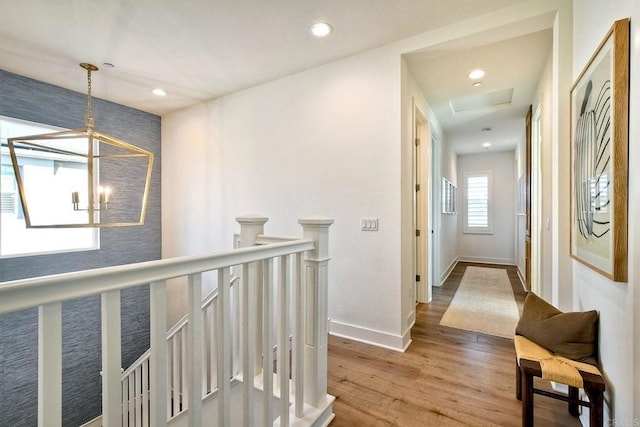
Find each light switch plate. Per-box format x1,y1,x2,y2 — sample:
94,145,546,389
361,218,379,231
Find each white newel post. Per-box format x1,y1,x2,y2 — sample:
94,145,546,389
38,302,62,427
299,217,333,407
149,280,168,427
186,273,203,426
236,215,268,248
236,214,268,373
101,290,122,427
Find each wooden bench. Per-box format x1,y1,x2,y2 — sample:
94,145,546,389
515,336,606,427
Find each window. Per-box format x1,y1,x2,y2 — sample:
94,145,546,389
0,116,99,258
464,171,492,234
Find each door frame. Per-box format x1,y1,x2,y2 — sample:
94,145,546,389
430,131,441,290
531,104,543,295
413,105,432,303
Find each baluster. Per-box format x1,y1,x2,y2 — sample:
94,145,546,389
263,258,274,426
38,302,62,427
232,276,240,377
134,365,142,426
102,290,122,426
278,255,291,426
122,376,128,427
242,262,256,427
150,280,168,426
210,302,218,390
129,368,135,426
137,365,144,426
166,347,171,420
187,273,203,425
293,252,305,417
181,328,188,411
172,335,180,415
142,359,149,427
202,304,208,397
217,267,232,426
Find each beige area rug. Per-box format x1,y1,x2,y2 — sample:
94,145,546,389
439,266,520,339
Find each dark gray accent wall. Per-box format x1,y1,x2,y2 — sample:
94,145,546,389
0,69,161,426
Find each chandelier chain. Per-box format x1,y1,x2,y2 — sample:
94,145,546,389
80,63,98,128
87,67,93,120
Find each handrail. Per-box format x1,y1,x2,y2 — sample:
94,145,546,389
0,239,313,315
255,234,300,244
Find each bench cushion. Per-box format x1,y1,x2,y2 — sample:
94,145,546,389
515,293,598,360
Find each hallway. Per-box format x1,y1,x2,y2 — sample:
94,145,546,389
327,262,581,426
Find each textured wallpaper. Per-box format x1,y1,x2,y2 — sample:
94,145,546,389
0,69,161,426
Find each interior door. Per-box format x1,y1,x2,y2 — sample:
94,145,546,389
524,105,532,291
414,117,423,302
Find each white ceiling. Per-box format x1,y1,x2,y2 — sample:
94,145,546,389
0,0,551,154
405,29,553,154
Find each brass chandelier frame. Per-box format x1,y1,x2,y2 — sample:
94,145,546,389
7,63,154,228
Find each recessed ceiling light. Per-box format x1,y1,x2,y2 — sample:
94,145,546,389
468,69,485,80
310,22,333,37
473,81,483,87
102,62,115,69
482,142,491,149
152,88,167,97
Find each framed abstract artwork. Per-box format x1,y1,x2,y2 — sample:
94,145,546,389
570,18,629,282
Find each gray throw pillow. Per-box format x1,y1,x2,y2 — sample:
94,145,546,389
515,292,598,361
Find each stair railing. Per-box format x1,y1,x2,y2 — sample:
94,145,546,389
0,215,334,427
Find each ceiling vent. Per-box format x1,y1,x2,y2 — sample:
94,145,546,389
450,88,514,113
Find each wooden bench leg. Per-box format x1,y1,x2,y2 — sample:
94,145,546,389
522,369,534,427
568,386,579,416
516,359,522,401
584,384,604,427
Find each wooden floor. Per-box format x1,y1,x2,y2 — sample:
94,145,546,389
327,262,582,426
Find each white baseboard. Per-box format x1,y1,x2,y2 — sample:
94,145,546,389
400,325,412,352
457,256,516,266
329,320,408,352
516,267,527,292
437,257,459,287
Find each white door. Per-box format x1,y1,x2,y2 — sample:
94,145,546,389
414,109,432,303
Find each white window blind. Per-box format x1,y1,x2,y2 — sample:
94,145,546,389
464,171,492,233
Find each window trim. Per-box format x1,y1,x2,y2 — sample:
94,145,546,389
463,170,493,234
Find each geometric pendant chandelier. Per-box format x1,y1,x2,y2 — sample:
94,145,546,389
7,63,154,228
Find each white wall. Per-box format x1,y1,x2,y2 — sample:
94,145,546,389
163,44,407,348
401,61,439,336
573,0,639,421
401,60,448,322
531,51,554,301
550,0,574,311
162,0,578,351
438,137,458,284
457,150,515,265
